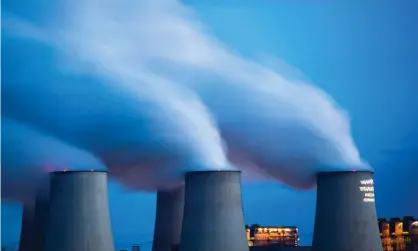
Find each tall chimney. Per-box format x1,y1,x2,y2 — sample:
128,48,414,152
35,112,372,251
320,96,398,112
19,182,50,251
45,171,115,251
180,171,249,251
152,186,185,251
312,171,382,251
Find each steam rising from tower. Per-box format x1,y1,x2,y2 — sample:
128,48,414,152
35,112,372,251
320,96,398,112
3,0,369,191
180,171,248,251
45,171,114,251
152,187,185,251
312,171,382,251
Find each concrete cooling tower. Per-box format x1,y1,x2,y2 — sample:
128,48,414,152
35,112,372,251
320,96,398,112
180,171,249,251
19,187,50,251
19,201,36,251
152,186,185,251
312,171,382,251
45,171,115,251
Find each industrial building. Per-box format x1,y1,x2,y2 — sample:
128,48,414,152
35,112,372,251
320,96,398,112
378,216,418,251
152,186,184,251
179,170,249,251
44,171,115,251
245,216,418,251
412,222,418,251
249,245,311,251
312,171,382,251
12,167,416,251
246,225,299,247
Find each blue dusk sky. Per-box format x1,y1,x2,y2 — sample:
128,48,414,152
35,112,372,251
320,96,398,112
1,0,417,250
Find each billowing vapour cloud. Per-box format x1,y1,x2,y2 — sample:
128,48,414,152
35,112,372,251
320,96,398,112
2,12,230,191
1,117,105,202
3,0,368,190
52,0,367,187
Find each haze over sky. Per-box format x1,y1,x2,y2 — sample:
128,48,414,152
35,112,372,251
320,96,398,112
2,0,417,250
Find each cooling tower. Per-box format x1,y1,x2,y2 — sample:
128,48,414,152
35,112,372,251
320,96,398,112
180,171,249,251
19,185,50,251
45,171,115,251
312,171,382,251
19,200,35,251
152,186,185,251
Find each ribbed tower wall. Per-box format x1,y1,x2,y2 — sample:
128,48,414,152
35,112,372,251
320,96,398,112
180,171,249,251
312,171,383,251
45,171,115,251
152,186,185,251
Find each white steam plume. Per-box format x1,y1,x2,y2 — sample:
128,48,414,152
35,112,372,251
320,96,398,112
53,0,367,188
2,10,230,191
3,0,368,189
1,117,105,202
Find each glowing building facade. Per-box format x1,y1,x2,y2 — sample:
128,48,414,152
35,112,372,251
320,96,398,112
246,225,299,247
378,217,418,251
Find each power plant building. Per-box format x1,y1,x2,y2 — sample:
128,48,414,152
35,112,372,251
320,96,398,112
179,170,249,251
378,216,418,251
312,171,383,251
44,171,115,251
246,225,299,247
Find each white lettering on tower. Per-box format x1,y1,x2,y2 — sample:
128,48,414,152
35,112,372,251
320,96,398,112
359,179,375,203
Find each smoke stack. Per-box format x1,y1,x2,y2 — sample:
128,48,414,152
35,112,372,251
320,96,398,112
180,171,249,251
45,171,115,251
152,186,185,251
312,171,382,251
19,184,50,251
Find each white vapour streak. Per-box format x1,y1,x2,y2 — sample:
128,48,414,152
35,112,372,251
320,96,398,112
3,0,367,188
2,4,230,191
1,117,105,201
52,0,364,187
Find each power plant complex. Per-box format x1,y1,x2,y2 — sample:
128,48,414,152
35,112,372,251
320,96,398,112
13,169,412,251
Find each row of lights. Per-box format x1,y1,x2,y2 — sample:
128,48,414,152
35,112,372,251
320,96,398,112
256,228,297,232
62,169,94,172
